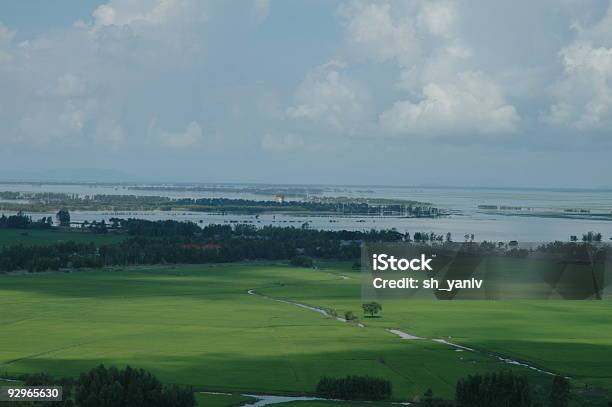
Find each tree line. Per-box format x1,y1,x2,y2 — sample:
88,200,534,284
0,219,408,273
0,217,608,274
1,365,194,407
316,376,392,400
316,372,572,407
0,213,53,229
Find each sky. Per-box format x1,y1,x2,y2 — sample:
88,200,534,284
0,0,611,187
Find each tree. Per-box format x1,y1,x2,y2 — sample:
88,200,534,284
549,375,570,407
423,388,434,404
456,371,531,407
362,302,382,317
20,372,74,407
75,364,194,407
344,310,357,321
316,376,392,400
290,255,314,268
421,388,452,407
56,209,71,227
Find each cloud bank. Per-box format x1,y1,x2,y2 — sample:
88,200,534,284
0,0,610,185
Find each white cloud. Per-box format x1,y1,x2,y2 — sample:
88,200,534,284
0,22,15,65
337,1,522,139
380,71,519,136
0,1,215,149
286,61,369,133
0,22,14,43
396,40,472,90
416,1,455,39
545,44,612,131
261,133,304,152
337,2,419,66
92,0,203,27
0,0,609,173
541,0,612,133
151,120,203,148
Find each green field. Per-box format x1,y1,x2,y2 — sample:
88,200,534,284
1,261,611,405
0,228,127,247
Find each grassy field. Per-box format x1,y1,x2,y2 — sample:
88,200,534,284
1,261,611,406
0,228,127,247
263,262,612,387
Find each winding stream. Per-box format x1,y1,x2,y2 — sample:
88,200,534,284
247,289,364,327
248,287,556,377
201,392,412,407
389,330,554,375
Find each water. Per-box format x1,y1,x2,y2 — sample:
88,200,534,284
1,183,612,242
320,186,612,214
240,395,323,407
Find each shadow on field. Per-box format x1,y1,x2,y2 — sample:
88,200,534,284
1,338,571,401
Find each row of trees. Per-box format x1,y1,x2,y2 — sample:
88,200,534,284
0,213,53,229
0,210,69,229
456,371,532,407
0,242,101,273
0,233,362,273
316,376,392,400
570,231,603,242
112,218,408,241
173,197,440,217
11,365,194,407
75,365,194,407
315,372,571,406
0,218,609,273
456,372,571,407
0,219,410,273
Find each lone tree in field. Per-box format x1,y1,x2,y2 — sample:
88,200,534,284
362,302,382,317
549,375,570,407
56,209,71,227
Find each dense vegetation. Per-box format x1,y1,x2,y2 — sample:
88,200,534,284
455,371,531,407
0,217,609,274
2,366,194,407
0,218,409,273
549,375,570,407
0,213,52,229
316,376,392,400
75,365,194,407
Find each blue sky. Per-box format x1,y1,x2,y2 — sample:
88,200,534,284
0,0,611,187
0,1,105,38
